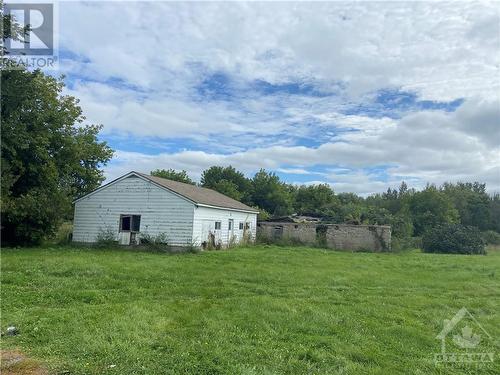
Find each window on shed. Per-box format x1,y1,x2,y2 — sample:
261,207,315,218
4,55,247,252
245,222,251,230
120,215,141,232
120,216,131,232
239,222,244,230
132,215,141,232
215,221,222,230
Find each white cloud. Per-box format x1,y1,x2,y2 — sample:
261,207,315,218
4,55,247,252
53,1,500,195
59,1,500,101
104,96,500,194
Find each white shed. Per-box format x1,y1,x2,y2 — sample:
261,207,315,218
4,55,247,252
72,171,258,247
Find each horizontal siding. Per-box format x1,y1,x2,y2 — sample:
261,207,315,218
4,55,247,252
73,176,194,246
192,206,257,246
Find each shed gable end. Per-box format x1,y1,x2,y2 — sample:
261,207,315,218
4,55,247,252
73,176,195,245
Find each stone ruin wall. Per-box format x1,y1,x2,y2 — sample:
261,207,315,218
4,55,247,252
257,222,392,252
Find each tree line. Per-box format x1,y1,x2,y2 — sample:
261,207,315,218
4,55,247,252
152,167,500,240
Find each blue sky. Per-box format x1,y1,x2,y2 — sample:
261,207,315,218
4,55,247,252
55,1,499,194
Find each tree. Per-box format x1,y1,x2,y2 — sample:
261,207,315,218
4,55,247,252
210,180,243,201
408,185,459,236
1,0,29,56
441,182,491,231
1,69,113,245
251,169,293,216
201,166,252,204
294,184,337,216
489,194,500,233
150,169,194,185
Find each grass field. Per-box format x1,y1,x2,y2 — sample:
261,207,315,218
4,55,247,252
1,246,499,374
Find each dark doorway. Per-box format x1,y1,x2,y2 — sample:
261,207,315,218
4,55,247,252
273,225,283,240
316,225,328,248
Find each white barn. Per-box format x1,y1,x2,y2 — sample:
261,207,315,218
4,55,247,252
72,171,258,247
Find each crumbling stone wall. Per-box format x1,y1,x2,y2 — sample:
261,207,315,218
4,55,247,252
257,222,391,251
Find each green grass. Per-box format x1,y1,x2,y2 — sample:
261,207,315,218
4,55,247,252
1,246,499,374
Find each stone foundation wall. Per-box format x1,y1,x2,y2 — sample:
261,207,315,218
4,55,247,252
257,222,391,251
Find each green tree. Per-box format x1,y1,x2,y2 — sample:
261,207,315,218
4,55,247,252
294,184,337,216
441,182,491,230
408,185,459,235
361,206,393,226
489,194,500,232
150,169,194,185
201,166,252,204
1,0,29,55
211,179,243,201
251,169,293,216
1,69,113,245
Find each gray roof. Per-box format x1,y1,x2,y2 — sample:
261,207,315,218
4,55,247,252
136,172,258,213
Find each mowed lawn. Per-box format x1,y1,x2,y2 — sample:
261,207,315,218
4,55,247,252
1,246,499,375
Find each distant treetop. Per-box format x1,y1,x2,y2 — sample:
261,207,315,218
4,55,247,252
150,169,195,185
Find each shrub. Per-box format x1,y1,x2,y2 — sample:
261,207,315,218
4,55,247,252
52,222,73,245
227,234,239,249
255,232,305,247
184,240,201,254
202,233,222,250
95,226,117,247
481,230,500,245
422,224,485,255
255,231,273,245
140,232,170,251
391,236,422,252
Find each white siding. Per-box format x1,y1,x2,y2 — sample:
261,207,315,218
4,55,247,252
192,206,257,247
73,176,195,246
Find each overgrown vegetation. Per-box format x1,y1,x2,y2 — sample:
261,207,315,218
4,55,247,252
95,226,117,247
140,232,170,251
482,230,500,245
2,246,499,374
184,240,201,254
422,224,485,255
255,232,307,247
53,222,74,245
391,236,422,252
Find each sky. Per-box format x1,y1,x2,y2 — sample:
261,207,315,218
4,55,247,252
54,1,499,195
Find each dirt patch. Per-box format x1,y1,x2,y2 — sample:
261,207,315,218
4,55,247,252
1,350,48,375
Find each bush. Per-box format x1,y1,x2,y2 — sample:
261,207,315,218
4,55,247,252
184,240,201,254
481,230,500,245
140,232,170,251
95,226,117,247
422,224,485,255
52,222,73,245
255,232,305,247
391,236,422,252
